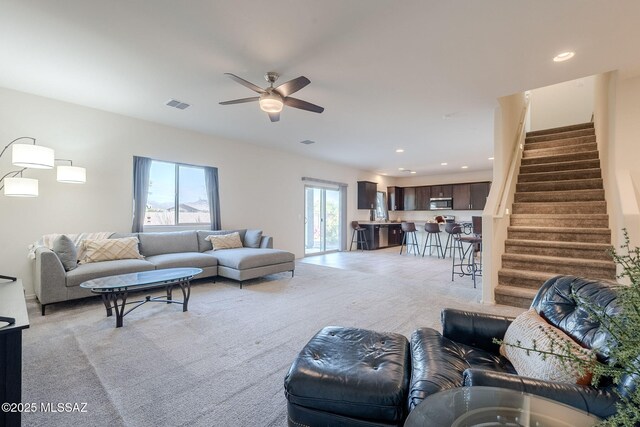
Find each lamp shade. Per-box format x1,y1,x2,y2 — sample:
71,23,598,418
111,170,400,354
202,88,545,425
12,144,55,169
4,177,38,197
259,92,284,113
57,165,86,183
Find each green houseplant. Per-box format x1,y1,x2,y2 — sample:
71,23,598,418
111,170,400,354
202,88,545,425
498,230,640,426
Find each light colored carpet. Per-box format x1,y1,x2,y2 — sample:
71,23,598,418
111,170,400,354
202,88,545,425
22,250,524,427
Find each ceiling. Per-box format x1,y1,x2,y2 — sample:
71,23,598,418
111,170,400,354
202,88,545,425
1,1,639,177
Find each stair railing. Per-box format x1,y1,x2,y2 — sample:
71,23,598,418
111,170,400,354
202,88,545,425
481,94,530,304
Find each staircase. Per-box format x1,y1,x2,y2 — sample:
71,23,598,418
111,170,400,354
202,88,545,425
495,122,616,308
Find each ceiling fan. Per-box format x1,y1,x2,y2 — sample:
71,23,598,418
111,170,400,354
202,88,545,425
219,72,324,122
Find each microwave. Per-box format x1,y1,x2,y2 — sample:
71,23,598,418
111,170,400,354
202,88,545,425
429,198,453,210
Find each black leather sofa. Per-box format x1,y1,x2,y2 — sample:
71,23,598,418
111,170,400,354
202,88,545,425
284,276,628,426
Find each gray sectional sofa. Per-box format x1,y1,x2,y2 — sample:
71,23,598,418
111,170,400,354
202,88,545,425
33,229,295,314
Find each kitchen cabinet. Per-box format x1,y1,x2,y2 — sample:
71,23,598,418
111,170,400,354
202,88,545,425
451,182,491,210
403,187,416,211
470,182,491,210
387,186,404,211
452,184,471,210
415,186,431,210
388,224,404,246
357,181,377,210
430,185,452,198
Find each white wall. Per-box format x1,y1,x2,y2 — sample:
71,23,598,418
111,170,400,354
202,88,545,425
529,76,595,131
607,71,640,249
0,87,386,296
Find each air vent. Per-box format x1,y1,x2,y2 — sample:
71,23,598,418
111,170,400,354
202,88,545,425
165,99,190,110
300,140,315,145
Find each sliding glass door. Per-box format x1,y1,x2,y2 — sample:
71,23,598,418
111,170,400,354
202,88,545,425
304,185,341,255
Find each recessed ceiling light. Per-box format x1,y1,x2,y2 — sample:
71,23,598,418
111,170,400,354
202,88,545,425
461,166,469,169
440,162,448,166
553,51,575,62
398,167,405,171
300,139,315,145
410,171,417,174
488,157,494,160
395,149,404,153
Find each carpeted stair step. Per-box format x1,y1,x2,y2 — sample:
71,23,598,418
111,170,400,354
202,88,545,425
504,239,612,260
525,128,595,144
514,189,604,203
511,201,607,215
526,122,594,138
519,159,601,174
509,214,608,228
507,226,611,243
498,269,558,290
520,151,599,166
524,135,596,151
501,253,616,280
516,178,603,193
517,168,601,183
494,284,539,308
522,142,597,159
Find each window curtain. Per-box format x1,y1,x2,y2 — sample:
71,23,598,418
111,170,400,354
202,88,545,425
132,156,152,233
204,166,221,230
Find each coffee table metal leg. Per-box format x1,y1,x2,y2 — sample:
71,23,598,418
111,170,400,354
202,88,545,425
107,291,128,328
166,285,173,304
101,294,113,317
178,278,191,312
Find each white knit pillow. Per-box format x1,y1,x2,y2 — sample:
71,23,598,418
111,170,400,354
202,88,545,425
79,237,144,264
500,309,595,385
205,232,243,250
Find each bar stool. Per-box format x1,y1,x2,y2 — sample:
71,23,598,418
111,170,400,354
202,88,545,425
399,222,420,256
350,221,369,251
422,222,444,258
443,223,463,258
451,233,483,288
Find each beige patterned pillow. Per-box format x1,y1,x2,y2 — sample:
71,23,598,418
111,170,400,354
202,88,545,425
205,232,243,250
500,309,595,385
79,237,144,264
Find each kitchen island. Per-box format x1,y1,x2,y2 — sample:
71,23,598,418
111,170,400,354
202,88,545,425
355,220,473,250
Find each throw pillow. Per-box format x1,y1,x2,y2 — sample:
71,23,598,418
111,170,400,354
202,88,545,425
52,235,78,271
500,309,595,385
205,232,243,250
243,229,263,248
79,237,144,264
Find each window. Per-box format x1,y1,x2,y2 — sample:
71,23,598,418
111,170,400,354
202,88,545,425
375,191,388,220
145,160,210,226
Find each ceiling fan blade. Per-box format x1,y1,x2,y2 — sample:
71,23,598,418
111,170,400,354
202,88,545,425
219,97,260,105
274,76,310,97
284,97,324,113
224,73,265,94
268,112,280,122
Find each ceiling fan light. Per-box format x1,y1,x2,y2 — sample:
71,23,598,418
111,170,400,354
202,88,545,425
57,165,86,183
4,177,38,197
12,144,55,169
259,92,283,113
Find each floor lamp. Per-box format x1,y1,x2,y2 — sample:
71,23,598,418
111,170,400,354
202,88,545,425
1,137,86,281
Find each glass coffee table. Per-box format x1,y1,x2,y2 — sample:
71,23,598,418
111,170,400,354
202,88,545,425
80,267,202,328
404,386,601,427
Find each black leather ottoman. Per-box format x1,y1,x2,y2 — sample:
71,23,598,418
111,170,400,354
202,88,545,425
284,326,410,427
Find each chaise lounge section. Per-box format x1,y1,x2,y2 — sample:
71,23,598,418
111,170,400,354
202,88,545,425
34,229,295,314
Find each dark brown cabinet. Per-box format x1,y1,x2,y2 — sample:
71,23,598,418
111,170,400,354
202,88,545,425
415,186,431,210
430,185,452,198
470,182,491,210
387,186,404,211
388,224,404,245
357,181,378,210
452,184,471,210
451,182,491,210
403,187,416,211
